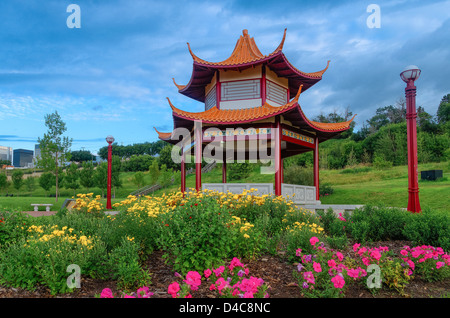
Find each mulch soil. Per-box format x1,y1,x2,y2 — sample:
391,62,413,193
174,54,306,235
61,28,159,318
0,239,448,299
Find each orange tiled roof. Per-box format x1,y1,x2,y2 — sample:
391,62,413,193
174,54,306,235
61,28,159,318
305,114,357,131
154,127,172,140
187,29,285,67
168,84,303,124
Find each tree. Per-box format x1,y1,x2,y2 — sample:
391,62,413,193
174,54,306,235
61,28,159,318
80,161,95,192
148,160,160,185
437,94,450,124
12,170,24,195
158,164,173,188
64,162,80,196
70,150,93,162
0,173,8,193
25,177,36,192
158,145,180,171
132,171,145,188
36,111,73,202
111,155,122,198
94,162,108,198
39,172,55,196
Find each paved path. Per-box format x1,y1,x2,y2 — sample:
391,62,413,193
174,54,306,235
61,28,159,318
21,211,58,217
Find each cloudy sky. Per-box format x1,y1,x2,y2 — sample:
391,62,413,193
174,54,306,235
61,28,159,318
0,0,449,154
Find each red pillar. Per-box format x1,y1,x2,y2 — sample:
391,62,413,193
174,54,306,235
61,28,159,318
313,136,319,201
405,81,421,212
275,117,282,196
181,146,186,195
222,158,227,183
261,65,266,105
195,121,202,192
106,141,113,209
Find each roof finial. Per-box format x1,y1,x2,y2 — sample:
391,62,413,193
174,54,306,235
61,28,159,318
243,29,248,36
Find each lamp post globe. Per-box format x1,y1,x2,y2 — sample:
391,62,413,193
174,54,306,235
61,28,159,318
106,135,115,144
400,65,421,83
401,65,421,213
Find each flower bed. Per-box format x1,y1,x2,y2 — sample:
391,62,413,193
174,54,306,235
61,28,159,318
0,190,448,298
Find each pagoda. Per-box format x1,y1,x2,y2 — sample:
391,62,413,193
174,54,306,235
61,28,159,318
155,29,355,204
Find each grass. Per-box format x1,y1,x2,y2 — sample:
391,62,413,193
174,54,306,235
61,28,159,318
1,161,449,212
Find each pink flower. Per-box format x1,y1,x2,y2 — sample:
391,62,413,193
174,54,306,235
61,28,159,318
436,261,445,269
362,257,371,266
310,237,319,246
407,260,415,270
184,271,202,291
136,286,153,298
303,271,315,285
204,269,212,278
336,252,344,262
168,282,180,298
328,259,336,268
209,284,216,291
400,250,408,256
313,262,322,273
243,291,254,298
213,266,225,277
185,293,192,298
296,248,302,256
331,274,345,289
370,250,382,261
347,268,360,279
353,243,361,252
100,288,114,298
123,294,136,298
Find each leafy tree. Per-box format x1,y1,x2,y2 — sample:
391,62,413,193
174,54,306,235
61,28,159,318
132,171,145,188
70,150,93,162
0,173,8,193
228,162,253,181
111,155,123,197
148,160,160,185
36,111,73,202
12,170,24,195
158,145,180,171
94,162,108,198
39,172,55,196
437,94,450,124
25,177,36,192
80,161,95,192
64,163,80,196
158,164,173,188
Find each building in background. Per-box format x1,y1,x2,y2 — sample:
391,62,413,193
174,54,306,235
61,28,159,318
33,144,41,167
13,149,34,168
0,146,13,163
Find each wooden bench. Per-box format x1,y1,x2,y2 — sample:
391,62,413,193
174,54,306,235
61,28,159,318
31,204,53,212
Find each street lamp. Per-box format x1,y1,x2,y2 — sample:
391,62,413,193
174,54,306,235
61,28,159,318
400,65,421,213
106,135,115,210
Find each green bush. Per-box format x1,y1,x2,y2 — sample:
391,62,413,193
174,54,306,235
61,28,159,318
228,162,253,181
347,205,410,243
402,208,450,251
108,237,151,291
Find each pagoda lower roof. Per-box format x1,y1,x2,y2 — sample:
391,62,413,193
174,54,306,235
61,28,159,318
155,89,355,145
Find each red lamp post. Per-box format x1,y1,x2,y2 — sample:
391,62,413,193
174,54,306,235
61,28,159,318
400,65,421,213
106,135,115,210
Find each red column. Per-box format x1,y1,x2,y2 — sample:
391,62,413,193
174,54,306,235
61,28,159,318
195,121,202,192
313,136,319,201
261,65,266,105
181,146,186,195
216,71,221,109
275,117,282,196
405,81,421,213
222,158,227,183
106,143,112,209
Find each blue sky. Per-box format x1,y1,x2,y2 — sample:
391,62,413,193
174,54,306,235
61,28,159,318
0,0,449,155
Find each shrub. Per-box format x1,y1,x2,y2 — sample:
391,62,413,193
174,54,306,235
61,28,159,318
402,208,450,251
228,162,253,181
347,205,410,243
108,237,152,291
0,224,108,294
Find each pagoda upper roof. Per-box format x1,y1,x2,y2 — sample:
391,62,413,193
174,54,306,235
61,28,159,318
155,86,356,144
173,29,330,102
